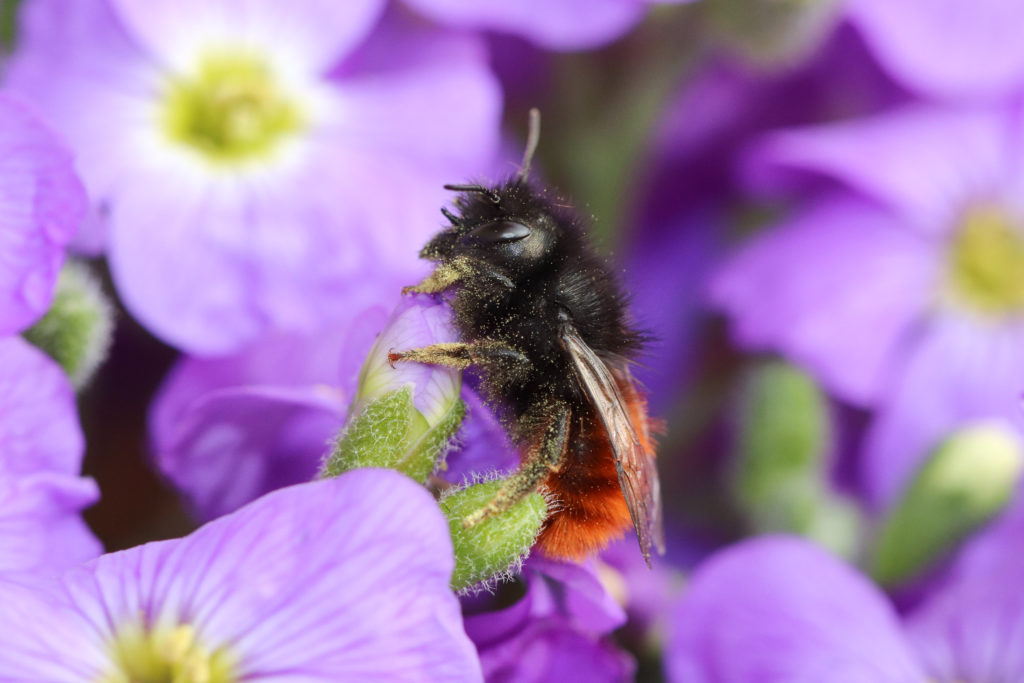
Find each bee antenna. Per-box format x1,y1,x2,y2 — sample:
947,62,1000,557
443,183,502,204
517,108,541,182
441,207,462,225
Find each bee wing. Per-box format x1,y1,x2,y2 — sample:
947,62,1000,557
562,326,665,567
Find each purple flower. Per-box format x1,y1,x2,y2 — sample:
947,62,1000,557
0,337,101,573
464,558,634,682
713,102,1024,506
846,0,1024,101
667,533,1024,682
0,469,482,681
403,0,690,51
151,295,517,520
150,313,371,521
624,27,903,411
7,0,501,353
0,93,86,337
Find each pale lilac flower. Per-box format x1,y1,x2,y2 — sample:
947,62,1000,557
403,0,690,51
7,0,501,353
846,0,1024,101
0,469,482,681
667,533,1024,682
714,103,1024,506
0,93,86,337
0,337,101,573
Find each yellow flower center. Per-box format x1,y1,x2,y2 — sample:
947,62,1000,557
101,623,237,683
163,51,304,164
947,205,1024,315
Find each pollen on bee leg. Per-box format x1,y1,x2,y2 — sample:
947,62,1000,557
401,259,472,294
387,343,474,370
462,402,569,528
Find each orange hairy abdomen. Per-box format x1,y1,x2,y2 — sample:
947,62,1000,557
536,381,655,560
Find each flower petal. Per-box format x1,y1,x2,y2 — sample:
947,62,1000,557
848,0,1024,100
0,473,101,574
49,470,481,680
464,561,632,682
403,0,647,50
0,576,104,680
711,197,938,406
154,385,344,521
626,208,722,411
326,13,502,167
0,95,85,334
109,0,386,73
748,104,1009,232
905,497,1024,682
666,536,926,683
5,0,161,253
0,337,84,476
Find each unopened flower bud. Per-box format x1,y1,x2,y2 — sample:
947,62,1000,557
320,299,465,483
441,478,548,593
732,362,829,524
23,260,113,390
703,0,842,68
873,420,1024,586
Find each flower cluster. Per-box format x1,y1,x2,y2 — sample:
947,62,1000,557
3,0,1024,681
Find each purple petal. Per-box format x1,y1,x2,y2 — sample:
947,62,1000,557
1,471,480,680
476,618,634,682
0,94,85,334
105,157,415,352
626,208,722,411
905,498,1024,683
445,386,519,481
525,558,627,635
464,561,632,682
109,0,386,73
747,104,1009,233
149,306,395,519
863,315,1024,507
155,385,344,520
0,337,83,476
402,0,647,50
327,12,502,167
5,0,160,253
666,536,925,682
848,0,1024,100
711,197,938,406
0,577,103,680
0,473,101,574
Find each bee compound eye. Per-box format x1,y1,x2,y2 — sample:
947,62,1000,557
464,220,532,245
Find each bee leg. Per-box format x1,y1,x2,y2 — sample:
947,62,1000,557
402,257,514,294
401,258,473,295
388,341,530,375
462,401,570,528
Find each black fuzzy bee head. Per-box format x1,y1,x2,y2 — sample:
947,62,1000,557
419,178,578,282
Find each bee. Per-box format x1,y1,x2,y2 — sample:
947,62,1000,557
389,110,665,566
